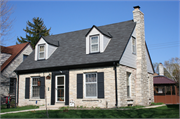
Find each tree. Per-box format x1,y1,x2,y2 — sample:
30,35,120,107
164,57,180,83
0,0,14,45
16,17,51,49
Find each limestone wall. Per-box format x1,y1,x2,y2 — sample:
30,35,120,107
18,72,51,106
69,66,116,108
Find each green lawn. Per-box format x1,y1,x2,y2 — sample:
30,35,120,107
1,105,39,113
1,105,179,118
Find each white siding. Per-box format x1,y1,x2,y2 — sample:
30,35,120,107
35,37,58,60
145,47,154,74
119,30,136,68
48,44,57,58
103,35,111,52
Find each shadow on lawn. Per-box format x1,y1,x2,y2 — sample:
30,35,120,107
1,105,179,118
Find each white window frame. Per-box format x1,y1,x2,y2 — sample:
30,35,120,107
90,35,99,53
127,72,131,98
55,75,65,102
84,73,98,98
132,37,136,54
31,77,40,98
38,44,45,60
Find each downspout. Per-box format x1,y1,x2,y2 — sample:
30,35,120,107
113,62,118,107
15,72,19,108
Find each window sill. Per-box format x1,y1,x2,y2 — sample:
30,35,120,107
89,52,100,54
37,59,46,61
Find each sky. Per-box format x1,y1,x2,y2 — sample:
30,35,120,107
2,0,179,65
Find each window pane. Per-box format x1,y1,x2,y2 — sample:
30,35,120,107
58,77,64,85
33,78,38,85
91,44,98,52
57,86,64,101
39,46,44,52
33,86,40,97
39,53,44,58
166,86,171,95
91,36,98,44
86,74,96,82
86,84,96,97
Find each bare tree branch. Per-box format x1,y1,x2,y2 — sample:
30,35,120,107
0,0,14,45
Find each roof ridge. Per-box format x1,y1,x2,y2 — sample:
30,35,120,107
47,19,134,38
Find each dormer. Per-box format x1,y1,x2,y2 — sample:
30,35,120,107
85,25,112,54
35,36,59,61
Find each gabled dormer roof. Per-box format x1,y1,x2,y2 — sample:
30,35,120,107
41,36,59,47
85,25,113,38
1,42,31,72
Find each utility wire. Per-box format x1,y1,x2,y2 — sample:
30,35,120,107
149,45,179,50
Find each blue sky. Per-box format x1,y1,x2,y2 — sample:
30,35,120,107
3,0,179,64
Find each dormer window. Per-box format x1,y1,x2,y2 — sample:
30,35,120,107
90,35,99,53
38,45,45,59
132,37,136,54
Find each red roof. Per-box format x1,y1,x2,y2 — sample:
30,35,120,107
1,43,30,72
153,76,177,84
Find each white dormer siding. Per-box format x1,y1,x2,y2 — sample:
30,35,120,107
119,29,137,68
86,27,111,54
35,37,58,61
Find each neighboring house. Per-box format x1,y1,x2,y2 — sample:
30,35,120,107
0,42,33,104
15,6,154,108
154,63,179,104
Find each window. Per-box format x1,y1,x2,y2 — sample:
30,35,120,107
10,78,16,94
32,77,40,98
90,35,99,53
23,54,28,61
38,45,45,59
85,73,97,98
127,72,131,97
132,37,136,54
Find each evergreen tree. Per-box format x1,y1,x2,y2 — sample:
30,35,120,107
16,17,51,49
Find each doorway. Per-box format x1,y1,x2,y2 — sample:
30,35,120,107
55,75,65,102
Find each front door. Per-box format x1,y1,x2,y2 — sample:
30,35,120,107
55,75,65,102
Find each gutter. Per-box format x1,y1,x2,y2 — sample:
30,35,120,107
113,62,118,107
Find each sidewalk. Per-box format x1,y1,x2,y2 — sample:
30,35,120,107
0,104,166,115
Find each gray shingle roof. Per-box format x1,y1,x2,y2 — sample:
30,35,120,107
15,20,136,71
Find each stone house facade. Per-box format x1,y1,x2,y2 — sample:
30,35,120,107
15,6,154,108
0,43,33,103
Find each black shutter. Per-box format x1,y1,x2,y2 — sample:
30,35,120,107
65,72,69,105
51,73,55,105
40,77,45,99
98,72,104,98
77,74,83,99
25,78,30,99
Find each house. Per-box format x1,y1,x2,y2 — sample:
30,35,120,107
0,42,33,104
154,63,179,104
15,6,154,108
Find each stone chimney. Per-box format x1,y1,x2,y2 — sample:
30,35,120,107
159,63,164,76
133,6,149,106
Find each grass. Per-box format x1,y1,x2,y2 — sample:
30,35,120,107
1,105,39,113
151,102,164,105
118,105,145,109
1,105,179,118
